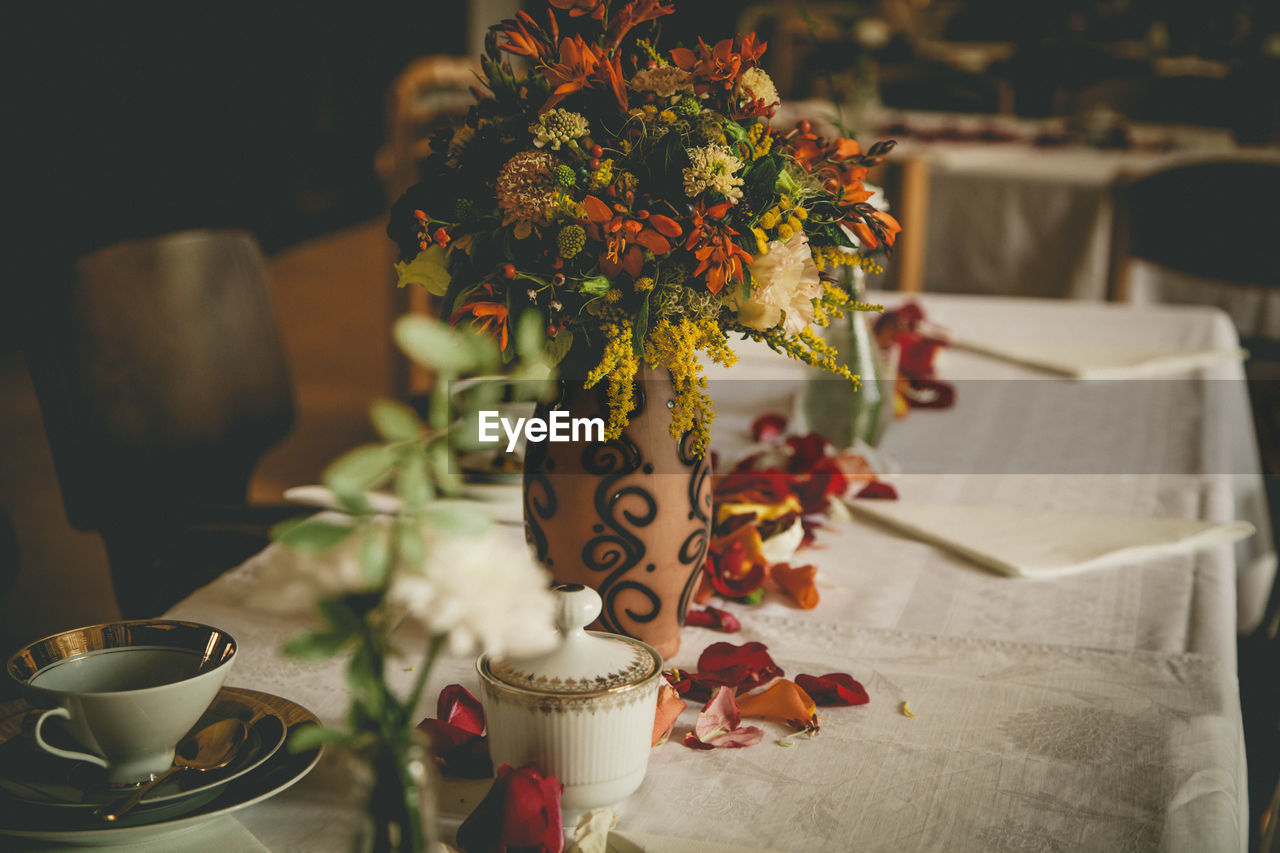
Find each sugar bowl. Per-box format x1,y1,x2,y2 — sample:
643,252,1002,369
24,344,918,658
477,584,662,810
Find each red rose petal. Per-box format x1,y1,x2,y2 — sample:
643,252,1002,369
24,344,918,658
796,672,870,706
750,413,788,443
437,683,485,735
458,763,564,853
685,605,742,633
855,480,898,500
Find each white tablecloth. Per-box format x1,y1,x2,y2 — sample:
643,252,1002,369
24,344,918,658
154,294,1264,851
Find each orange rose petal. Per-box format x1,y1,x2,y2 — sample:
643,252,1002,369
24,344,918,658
652,684,687,746
737,679,818,731
773,563,819,609
693,571,715,605
711,524,767,566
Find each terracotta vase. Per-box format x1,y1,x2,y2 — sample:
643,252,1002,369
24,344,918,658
522,366,711,660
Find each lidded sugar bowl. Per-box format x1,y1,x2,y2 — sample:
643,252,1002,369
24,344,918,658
477,584,662,810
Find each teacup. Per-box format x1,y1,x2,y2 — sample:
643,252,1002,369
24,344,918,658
6,620,236,785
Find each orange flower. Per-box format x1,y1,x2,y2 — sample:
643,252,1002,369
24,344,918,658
846,210,902,251
737,678,818,732
670,34,766,96
581,195,680,278
549,0,604,21
685,202,752,295
603,0,676,55
496,11,556,61
450,283,510,350
772,562,819,609
541,35,628,113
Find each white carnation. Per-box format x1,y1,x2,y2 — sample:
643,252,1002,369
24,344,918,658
682,145,745,202
736,67,780,111
630,66,694,99
731,231,823,334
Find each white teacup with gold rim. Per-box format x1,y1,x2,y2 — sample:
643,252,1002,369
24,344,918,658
6,620,236,786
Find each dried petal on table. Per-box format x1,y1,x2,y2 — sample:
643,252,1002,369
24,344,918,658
684,686,764,749
854,480,898,500
772,562,819,609
736,679,818,732
684,605,741,633
704,536,767,599
796,673,870,706
438,683,485,734
652,684,687,747
457,762,564,853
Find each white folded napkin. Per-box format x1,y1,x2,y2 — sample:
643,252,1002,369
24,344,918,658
949,336,1246,379
283,485,523,525
845,499,1253,578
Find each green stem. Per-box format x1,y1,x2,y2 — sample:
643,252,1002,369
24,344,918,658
404,633,447,728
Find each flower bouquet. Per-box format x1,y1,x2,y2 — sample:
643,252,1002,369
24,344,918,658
388,0,900,450
387,0,901,656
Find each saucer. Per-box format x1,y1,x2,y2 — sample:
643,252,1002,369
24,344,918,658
0,687,322,846
0,686,287,810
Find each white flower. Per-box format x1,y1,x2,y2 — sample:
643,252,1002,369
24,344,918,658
736,67,779,111
731,231,823,334
682,145,744,202
854,18,891,50
631,66,694,100
390,529,558,658
529,108,589,151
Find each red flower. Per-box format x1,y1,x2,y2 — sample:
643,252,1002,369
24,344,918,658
795,673,870,706
457,763,565,853
685,605,742,633
417,684,493,778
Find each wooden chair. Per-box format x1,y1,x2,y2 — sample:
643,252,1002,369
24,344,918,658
375,55,478,396
23,230,301,617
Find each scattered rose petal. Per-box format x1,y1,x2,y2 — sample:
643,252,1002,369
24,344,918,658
696,641,784,694
418,684,493,778
796,673,870,706
704,537,767,599
855,480,898,500
750,413,789,443
685,605,741,633
772,563,819,610
684,686,764,749
457,763,564,853
736,679,818,732
438,683,485,734
651,684,687,747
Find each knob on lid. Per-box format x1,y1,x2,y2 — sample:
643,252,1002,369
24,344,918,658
483,585,660,695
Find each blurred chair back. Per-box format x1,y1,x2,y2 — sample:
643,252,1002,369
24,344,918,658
24,229,295,616
376,55,477,396
1111,159,1280,300
377,55,477,205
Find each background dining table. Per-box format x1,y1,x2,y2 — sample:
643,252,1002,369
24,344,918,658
128,292,1270,852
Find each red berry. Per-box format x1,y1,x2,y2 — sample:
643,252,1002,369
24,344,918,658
552,257,564,269
552,273,566,286
589,158,601,170
797,120,811,134
590,144,603,158
502,263,516,279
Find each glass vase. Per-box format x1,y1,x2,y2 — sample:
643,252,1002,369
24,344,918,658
802,266,891,449
348,734,442,853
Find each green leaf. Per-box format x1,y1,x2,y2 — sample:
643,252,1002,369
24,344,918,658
323,444,397,509
544,329,574,365
287,725,352,753
427,440,462,495
397,522,425,571
283,629,352,660
578,275,612,295
359,528,391,587
395,447,432,512
515,310,544,362
370,399,423,443
394,315,479,375
272,516,355,555
394,246,451,295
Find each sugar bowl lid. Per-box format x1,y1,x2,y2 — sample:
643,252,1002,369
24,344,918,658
480,584,661,696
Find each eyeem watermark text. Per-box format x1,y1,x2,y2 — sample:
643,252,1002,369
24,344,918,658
478,411,605,452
